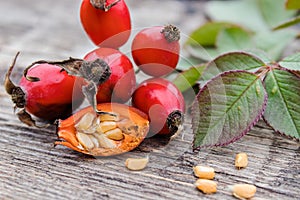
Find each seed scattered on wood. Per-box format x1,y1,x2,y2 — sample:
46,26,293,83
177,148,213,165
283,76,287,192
231,184,256,199
195,179,217,194
125,157,149,171
193,165,215,180
235,153,248,169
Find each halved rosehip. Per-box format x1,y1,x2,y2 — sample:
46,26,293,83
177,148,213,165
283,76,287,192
84,47,136,103
131,25,180,77
55,103,149,156
132,78,185,136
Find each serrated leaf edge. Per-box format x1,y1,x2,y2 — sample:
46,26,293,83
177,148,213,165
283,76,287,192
262,68,300,141
206,51,267,69
192,70,268,150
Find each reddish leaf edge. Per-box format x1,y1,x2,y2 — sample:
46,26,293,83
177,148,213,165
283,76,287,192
262,116,300,142
262,68,300,142
192,70,268,151
278,64,300,78
205,51,267,69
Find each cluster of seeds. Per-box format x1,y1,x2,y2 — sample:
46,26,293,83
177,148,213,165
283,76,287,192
194,152,256,199
74,111,144,154
75,112,123,150
56,103,149,156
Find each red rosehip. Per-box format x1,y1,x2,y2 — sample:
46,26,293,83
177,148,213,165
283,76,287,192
132,78,185,136
19,64,84,120
4,53,85,126
84,47,136,103
80,0,131,48
131,25,180,77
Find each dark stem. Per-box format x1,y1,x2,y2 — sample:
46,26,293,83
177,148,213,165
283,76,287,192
82,83,116,117
4,52,20,94
90,0,121,11
79,59,112,115
4,52,26,108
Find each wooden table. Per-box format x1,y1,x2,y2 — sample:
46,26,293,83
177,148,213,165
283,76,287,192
0,0,299,199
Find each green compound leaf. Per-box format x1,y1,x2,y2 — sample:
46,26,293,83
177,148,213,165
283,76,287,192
216,27,253,53
173,65,206,92
206,0,267,32
254,30,298,61
206,0,296,32
279,52,300,71
258,0,296,28
200,52,266,84
185,22,240,47
263,69,300,139
184,22,243,61
185,45,219,61
192,71,267,149
177,56,203,71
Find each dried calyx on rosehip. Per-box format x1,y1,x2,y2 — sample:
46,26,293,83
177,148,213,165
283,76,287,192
55,103,149,156
132,78,185,137
84,47,136,103
4,52,112,126
89,0,121,11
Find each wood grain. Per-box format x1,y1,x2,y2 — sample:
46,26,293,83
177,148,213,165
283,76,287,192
0,1,299,199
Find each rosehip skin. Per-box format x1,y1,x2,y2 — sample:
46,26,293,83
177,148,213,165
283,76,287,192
20,64,84,120
132,78,185,135
80,0,131,48
84,47,136,103
131,25,180,77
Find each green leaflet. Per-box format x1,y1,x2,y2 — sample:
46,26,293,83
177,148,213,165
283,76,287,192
200,52,266,84
192,71,267,149
206,0,267,32
176,56,203,71
185,22,240,47
257,0,296,28
216,27,253,53
185,0,298,62
206,0,296,32
184,22,243,61
173,65,206,92
254,30,298,61
273,16,300,30
279,52,300,71
263,69,300,139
